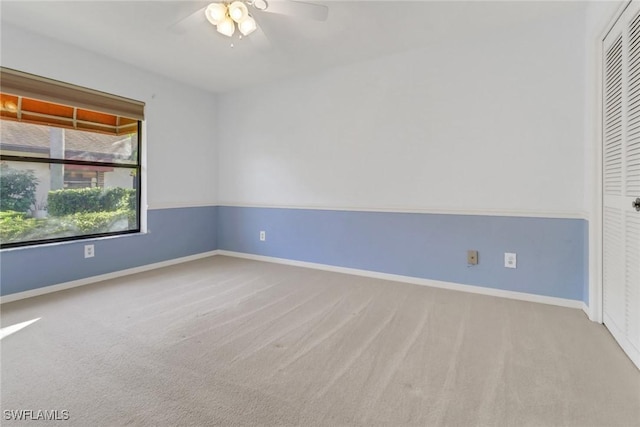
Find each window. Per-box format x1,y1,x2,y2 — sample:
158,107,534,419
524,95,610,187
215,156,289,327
0,68,144,248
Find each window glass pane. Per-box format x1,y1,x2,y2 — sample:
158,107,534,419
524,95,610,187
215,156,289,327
0,121,138,164
0,161,138,246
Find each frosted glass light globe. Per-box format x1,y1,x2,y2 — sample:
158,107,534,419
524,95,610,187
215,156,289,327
228,1,249,23
238,16,257,36
216,16,236,37
205,3,227,25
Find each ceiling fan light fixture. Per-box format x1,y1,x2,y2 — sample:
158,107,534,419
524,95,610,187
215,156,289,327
205,3,227,25
252,0,268,11
216,16,236,37
228,1,249,23
238,15,257,36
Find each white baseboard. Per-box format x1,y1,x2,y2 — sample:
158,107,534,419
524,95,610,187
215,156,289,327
217,251,584,310
0,250,220,304
582,302,589,317
1,249,584,312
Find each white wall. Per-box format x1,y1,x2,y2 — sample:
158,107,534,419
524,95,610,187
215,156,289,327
218,5,587,216
1,24,218,210
0,6,592,217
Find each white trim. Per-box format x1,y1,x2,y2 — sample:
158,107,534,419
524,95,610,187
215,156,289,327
217,251,584,310
0,232,151,253
582,302,590,318
148,202,217,210
0,250,219,304
590,42,603,323
589,0,632,324
603,313,640,370
140,120,148,233
1,249,583,312
602,1,632,40
217,202,586,220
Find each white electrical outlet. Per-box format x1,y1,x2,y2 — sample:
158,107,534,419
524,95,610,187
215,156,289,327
504,252,516,269
84,244,95,258
259,231,266,241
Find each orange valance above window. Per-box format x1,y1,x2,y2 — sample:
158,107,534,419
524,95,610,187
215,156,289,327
0,67,144,136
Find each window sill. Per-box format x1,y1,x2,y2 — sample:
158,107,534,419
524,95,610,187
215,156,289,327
0,231,150,253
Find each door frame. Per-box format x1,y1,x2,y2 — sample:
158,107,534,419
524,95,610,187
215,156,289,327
591,0,631,323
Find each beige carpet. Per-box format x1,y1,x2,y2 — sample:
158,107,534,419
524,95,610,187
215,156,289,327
1,256,639,426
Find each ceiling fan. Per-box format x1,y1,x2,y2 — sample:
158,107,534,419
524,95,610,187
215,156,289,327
170,1,329,43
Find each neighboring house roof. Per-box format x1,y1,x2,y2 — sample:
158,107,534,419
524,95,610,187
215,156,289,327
0,120,135,161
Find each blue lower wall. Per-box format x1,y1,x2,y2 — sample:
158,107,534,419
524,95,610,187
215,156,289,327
0,206,217,296
1,205,588,303
218,206,587,301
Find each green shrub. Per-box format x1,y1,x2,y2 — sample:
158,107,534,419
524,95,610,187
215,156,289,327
104,187,136,211
127,209,137,229
0,210,27,220
0,164,39,213
102,187,127,211
0,210,40,242
68,210,130,234
48,187,101,216
48,187,136,217
127,190,137,211
0,209,135,244
2,184,136,244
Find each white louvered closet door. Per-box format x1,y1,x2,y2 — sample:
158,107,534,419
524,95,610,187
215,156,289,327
603,0,640,370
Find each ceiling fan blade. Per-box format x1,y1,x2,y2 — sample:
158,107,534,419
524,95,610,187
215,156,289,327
168,5,206,34
262,1,328,21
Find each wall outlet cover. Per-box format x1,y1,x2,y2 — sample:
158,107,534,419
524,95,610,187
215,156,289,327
467,250,478,265
505,252,517,269
84,244,95,258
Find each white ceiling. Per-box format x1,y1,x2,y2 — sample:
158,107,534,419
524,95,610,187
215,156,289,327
1,1,585,93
